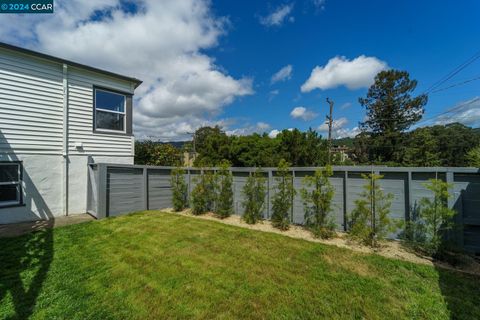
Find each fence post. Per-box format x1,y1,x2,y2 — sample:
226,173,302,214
291,169,295,223
343,170,348,231
187,168,191,206
268,169,273,219
407,171,413,221
97,163,108,219
143,167,149,211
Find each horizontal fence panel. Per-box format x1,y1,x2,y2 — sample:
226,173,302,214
148,169,173,210
107,167,144,216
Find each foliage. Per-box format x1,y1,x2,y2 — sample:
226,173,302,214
190,169,217,215
466,146,480,167
401,127,442,167
135,140,180,166
170,166,188,211
275,128,328,166
192,126,328,168
404,123,480,167
404,179,457,256
242,168,267,224
348,173,396,247
193,126,230,166
271,160,296,230
353,123,480,167
359,70,428,163
215,161,234,219
300,166,336,238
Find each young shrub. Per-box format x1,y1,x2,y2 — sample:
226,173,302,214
404,179,457,256
271,159,296,230
348,173,396,247
242,168,267,224
215,161,234,219
191,169,217,215
170,166,188,211
300,166,336,238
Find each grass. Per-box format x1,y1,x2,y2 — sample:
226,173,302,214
1,211,479,319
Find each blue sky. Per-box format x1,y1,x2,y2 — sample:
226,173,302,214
1,0,479,140
210,0,480,138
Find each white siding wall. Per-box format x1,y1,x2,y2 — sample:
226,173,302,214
0,46,137,223
68,67,135,157
0,48,64,155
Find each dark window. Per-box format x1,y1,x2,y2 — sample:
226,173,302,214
94,89,126,132
0,163,21,207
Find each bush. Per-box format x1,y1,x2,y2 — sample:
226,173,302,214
191,169,217,215
403,179,457,256
215,161,234,219
348,173,396,247
300,166,336,238
271,159,296,230
171,166,188,211
242,168,267,224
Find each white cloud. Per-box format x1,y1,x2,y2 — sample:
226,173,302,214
340,102,352,110
290,106,317,121
226,122,271,136
0,0,253,140
260,4,294,27
301,55,388,92
268,129,281,138
430,97,480,127
317,117,360,138
271,64,293,84
269,89,279,101
312,0,326,10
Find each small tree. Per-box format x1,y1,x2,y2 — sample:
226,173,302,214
405,179,457,256
300,166,336,238
191,169,217,215
348,173,395,247
466,146,480,167
215,161,234,219
271,159,296,230
171,166,188,211
242,168,267,224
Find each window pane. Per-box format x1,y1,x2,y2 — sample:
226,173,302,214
0,184,18,203
96,111,125,131
95,90,125,112
0,165,19,183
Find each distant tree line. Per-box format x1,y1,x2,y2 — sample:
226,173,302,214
135,69,480,168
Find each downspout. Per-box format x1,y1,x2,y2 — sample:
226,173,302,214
62,64,69,216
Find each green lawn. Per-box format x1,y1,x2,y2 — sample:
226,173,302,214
1,211,479,319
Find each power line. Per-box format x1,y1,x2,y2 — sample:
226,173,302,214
430,75,480,93
415,97,480,125
424,50,480,94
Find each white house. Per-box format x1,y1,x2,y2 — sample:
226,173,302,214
0,42,142,224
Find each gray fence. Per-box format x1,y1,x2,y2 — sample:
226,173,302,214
87,164,480,253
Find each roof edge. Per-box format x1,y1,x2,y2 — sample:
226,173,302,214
0,42,143,89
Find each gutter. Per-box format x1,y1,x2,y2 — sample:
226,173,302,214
62,64,69,216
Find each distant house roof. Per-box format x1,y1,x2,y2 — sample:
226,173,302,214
0,42,142,88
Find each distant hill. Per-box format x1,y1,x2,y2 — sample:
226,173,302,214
333,137,354,147
159,141,189,149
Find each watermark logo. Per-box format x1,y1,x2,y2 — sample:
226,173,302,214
0,0,54,13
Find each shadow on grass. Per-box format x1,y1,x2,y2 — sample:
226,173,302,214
435,262,480,320
0,221,54,319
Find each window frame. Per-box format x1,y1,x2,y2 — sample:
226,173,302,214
0,161,23,208
93,87,128,134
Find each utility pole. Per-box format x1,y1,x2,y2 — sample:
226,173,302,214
186,132,196,165
326,98,334,164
